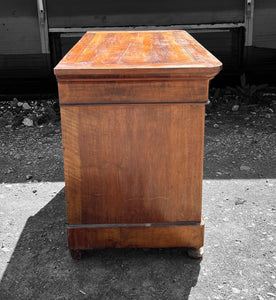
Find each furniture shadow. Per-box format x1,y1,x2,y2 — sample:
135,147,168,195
0,189,201,300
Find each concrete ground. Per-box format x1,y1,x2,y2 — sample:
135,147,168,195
0,179,275,300
0,104,275,299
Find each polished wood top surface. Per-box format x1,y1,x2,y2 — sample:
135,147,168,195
54,30,222,77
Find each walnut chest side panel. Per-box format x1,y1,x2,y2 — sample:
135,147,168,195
60,103,205,225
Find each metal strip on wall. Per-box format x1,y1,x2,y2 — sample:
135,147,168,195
37,0,50,53
244,0,254,46
49,23,245,34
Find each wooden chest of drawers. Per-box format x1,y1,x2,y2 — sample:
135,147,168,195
54,30,222,259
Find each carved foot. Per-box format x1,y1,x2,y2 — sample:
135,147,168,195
187,247,203,259
70,249,82,260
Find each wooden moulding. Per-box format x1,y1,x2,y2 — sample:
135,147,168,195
54,30,222,105
57,78,209,105
54,30,222,78
67,219,204,250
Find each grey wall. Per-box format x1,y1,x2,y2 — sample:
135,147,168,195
0,1,41,54
1,0,276,93
0,0,52,94
46,0,244,28
253,0,276,49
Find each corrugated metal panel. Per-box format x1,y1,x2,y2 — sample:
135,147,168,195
191,29,243,71
253,0,276,49
47,0,244,28
0,54,51,78
0,53,54,94
0,0,41,54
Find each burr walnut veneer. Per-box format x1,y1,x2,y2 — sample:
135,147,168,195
54,30,222,259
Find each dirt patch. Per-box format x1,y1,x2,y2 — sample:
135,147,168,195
0,98,63,183
0,91,275,183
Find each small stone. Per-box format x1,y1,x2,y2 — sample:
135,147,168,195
244,117,250,121
0,117,9,127
1,246,11,252
267,292,276,297
22,117,33,127
216,171,222,175
213,124,219,128
17,102,23,107
22,102,31,110
14,154,22,160
232,105,239,112
26,174,33,180
235,198,247,205
265,113,271,119
232,287,240,294
10,98,18,107
240,165,251,171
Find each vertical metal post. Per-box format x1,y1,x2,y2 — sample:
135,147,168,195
245,0,254,46
37,0,50,53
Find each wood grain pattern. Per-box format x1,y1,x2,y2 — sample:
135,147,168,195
58,79,209,104
61,104,205,225
54,30,222,78
67,220,204,250
55,30,222,254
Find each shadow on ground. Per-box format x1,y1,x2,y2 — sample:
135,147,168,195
0,189,201,299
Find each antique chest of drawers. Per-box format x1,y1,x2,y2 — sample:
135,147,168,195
54,30,222,259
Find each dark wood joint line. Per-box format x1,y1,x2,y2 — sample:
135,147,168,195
59,101,209,106
68,221,203,229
